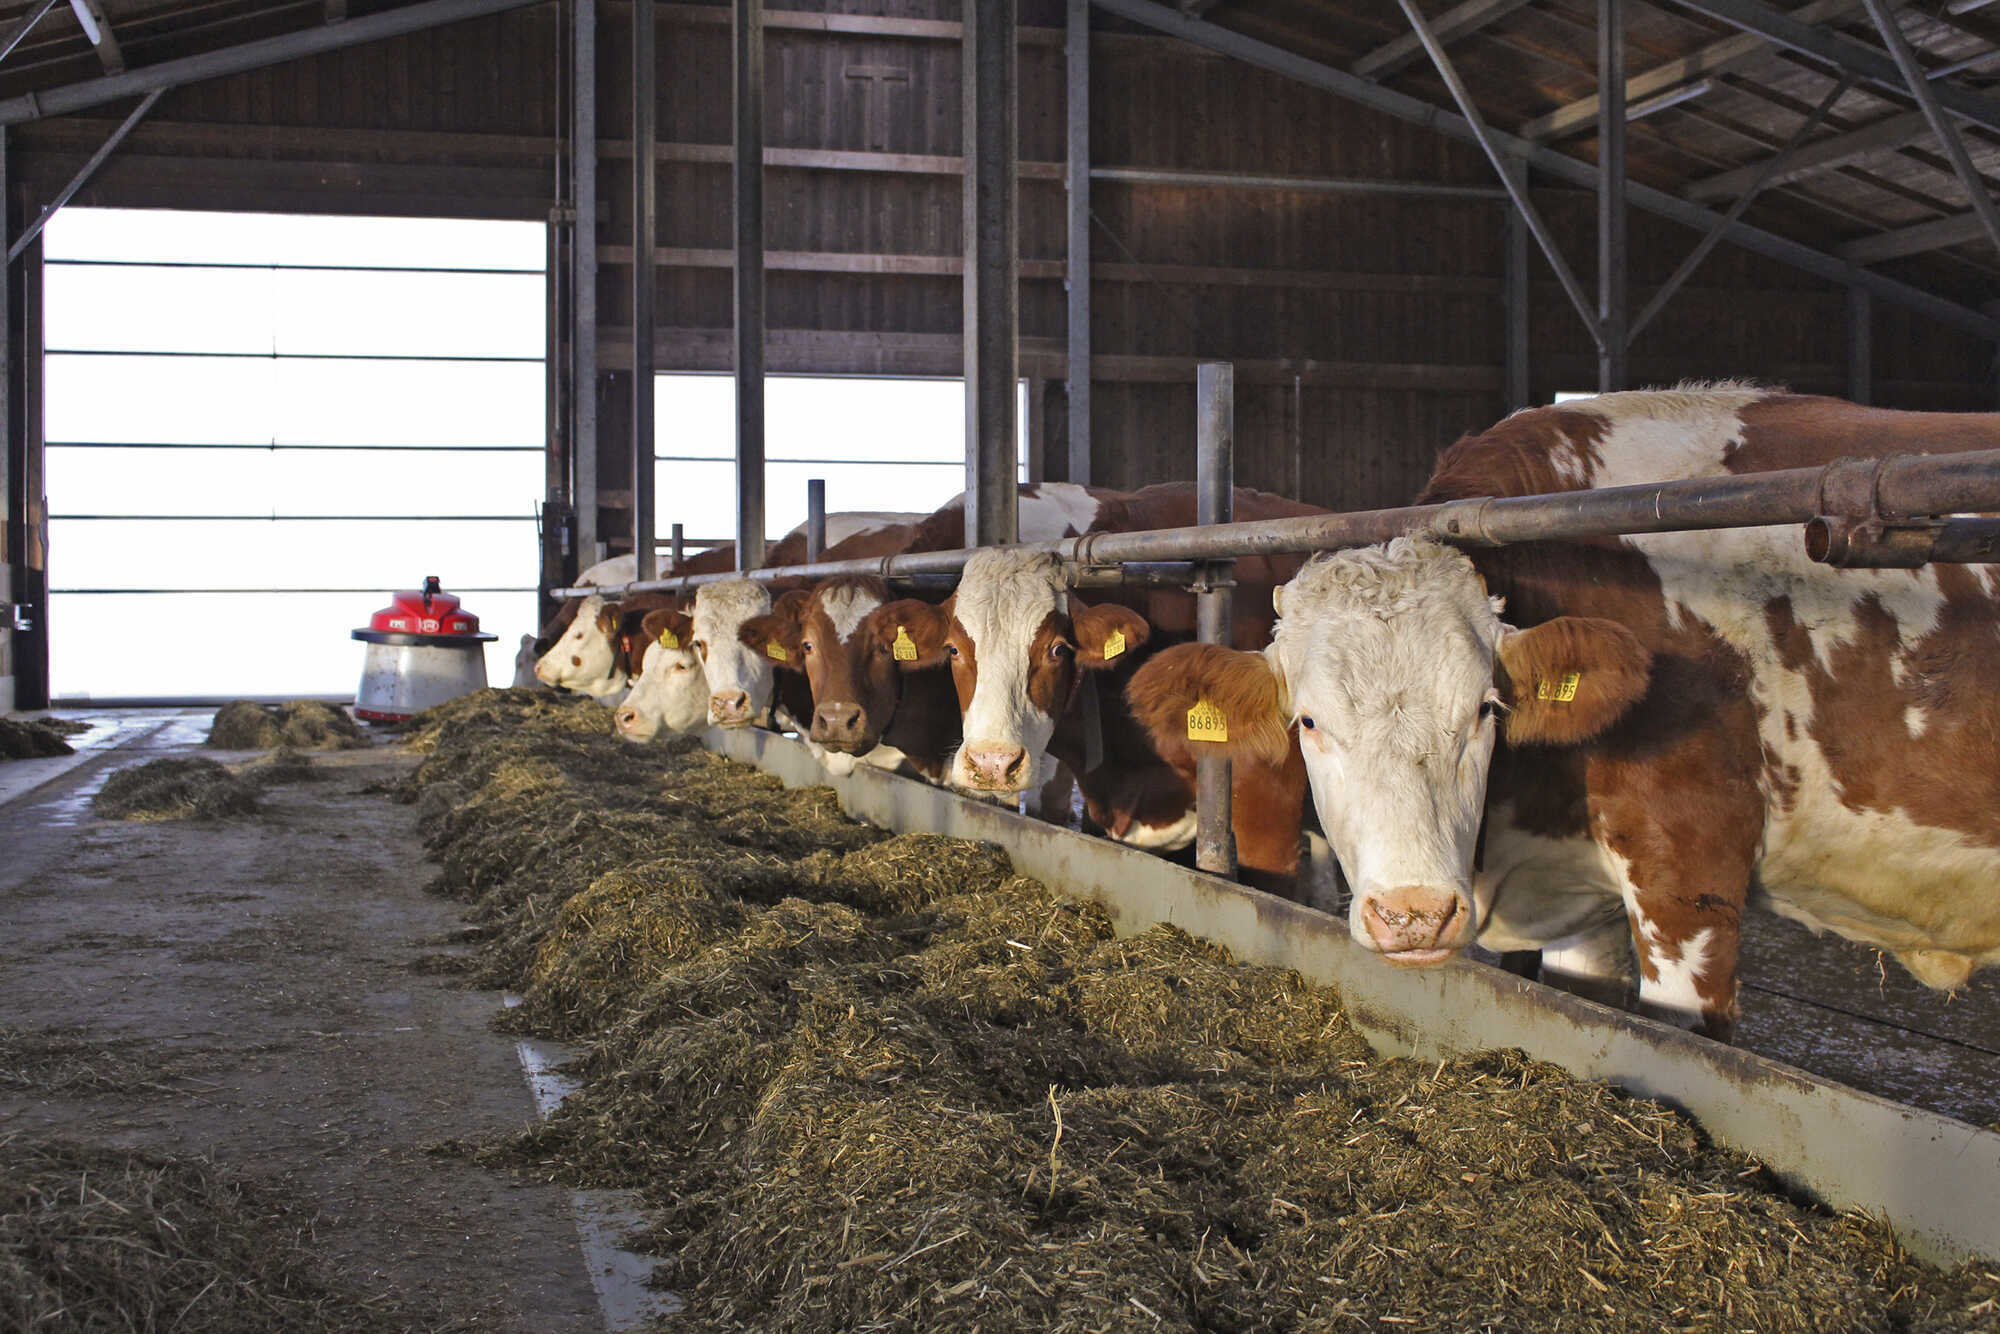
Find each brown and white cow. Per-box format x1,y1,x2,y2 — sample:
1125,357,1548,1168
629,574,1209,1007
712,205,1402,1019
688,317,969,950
1130,386,2000,1038
613,606,708,741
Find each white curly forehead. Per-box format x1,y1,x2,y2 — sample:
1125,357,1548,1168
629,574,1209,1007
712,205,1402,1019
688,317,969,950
693,578,770,633
953,548,1065,640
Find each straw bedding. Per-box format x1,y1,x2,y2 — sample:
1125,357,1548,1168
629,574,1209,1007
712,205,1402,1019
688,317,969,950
407,687,2000,1333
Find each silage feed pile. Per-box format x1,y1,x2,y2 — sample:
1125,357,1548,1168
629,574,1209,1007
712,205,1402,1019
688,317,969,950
206,699,370,751
0,1137,468,1334
93,757,261,821
407,692,2000,1334
0,717,74,759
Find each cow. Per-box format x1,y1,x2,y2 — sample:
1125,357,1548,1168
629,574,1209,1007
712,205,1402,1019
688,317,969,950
1127,385,2000,1039
613,606,709,742
531,513,922,699
735,575,963,781
690,483,1146,742
533,588,682,702
861,490,1322,896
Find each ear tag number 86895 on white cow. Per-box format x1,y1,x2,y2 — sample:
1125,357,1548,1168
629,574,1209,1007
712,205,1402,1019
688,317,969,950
1536,671,1581,703
1186,699,1228,742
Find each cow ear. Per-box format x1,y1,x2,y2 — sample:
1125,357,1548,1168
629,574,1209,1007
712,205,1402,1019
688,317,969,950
1125,642,1292,768
772,588,812,621
642,608,693,652
866,599,952,670
1495,616,1651,746
737,611,804,667
1070,599,1151,670
594,603,620,636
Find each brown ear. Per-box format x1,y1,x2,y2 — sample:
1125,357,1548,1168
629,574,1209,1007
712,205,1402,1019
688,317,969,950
865,598,953,671
1495,616,1651,747
772,588,813,620
594,603,620,637
1070,598,1152,670
1125,642,1292,768
640,608,694,652
738,611,805,669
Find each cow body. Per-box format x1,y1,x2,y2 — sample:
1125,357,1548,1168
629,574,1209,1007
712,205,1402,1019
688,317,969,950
1136,387,2000,1037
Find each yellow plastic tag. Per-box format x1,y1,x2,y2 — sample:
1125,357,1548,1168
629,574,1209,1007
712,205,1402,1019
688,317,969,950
658,628,679,650
1186,699,1229,742
766,641,788,662
1536,671,1581,703
1103,629,1127,661
892,626,918,662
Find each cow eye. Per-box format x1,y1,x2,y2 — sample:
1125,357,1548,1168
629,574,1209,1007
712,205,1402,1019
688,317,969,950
945,644,959,658
1478,693,1502,721
1049,641,1073,661
1299,715,1316,732
801,641,814,654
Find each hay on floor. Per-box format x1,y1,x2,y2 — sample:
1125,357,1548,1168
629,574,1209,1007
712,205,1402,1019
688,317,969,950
0,717,73,760
207,700,369,751
93,757,260,821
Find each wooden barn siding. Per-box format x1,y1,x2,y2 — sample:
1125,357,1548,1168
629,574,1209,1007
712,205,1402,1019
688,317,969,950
0,0,1989,530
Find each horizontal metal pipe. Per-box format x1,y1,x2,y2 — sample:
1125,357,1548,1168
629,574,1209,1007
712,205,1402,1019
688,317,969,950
1089,165,1506,199
553,449,2000,598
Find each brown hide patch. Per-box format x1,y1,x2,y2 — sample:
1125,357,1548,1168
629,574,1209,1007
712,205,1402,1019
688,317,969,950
1496,617,1652,747
1764,572,2000,849
1071,599,1152,670
1417,407,1613,505
738,610,804,670
1125,643,1292,769
865,598,955,672
1022,614,1081,719
1730,395,2000,473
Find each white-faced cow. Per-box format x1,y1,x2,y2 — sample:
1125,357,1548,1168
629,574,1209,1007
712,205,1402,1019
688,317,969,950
1130,386,2000,1038
613,606,709,742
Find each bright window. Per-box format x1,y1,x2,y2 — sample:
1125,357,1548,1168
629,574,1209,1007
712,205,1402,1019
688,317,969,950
45,208,545,700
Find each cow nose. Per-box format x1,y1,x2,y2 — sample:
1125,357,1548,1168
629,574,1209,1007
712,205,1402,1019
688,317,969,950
961,743,1028,790
534,661,556,684
710,690,752,725
615,706,640,732
1361,887,1468,960
812,701,865,746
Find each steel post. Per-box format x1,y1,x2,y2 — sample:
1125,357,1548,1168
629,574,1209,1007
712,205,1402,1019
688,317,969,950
1065,0,1091,486
632,0,657,580
733,0,766,571
9,87,160,263
1194,362,1236,878
1503,158,1530,410
1847,286,1872,405
670,521,684,572
806,478,826,562
542,212,569,631
573,0,600,563
1597,0,1627,391
964,0,1019,546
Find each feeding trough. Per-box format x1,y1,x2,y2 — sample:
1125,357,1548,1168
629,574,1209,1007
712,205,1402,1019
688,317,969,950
351,575,496,723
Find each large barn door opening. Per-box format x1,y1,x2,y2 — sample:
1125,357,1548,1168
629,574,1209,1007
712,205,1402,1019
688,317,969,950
43,208,545,702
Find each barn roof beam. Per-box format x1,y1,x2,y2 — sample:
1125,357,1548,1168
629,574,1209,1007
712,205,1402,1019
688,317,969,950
1858,0,2000,260
66,0,122,74
1518,0,1859,141
0,0,61,67
1352,0,1535,82
1841,206,1986,261
9,85,155,260
1666,0,2000,137
1088,0,2000,338
0,0,546,126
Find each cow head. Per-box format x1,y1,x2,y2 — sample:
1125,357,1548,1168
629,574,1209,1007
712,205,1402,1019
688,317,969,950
693,579,780,727
1128,538,1650,965
614,608,707,742
532,594,630,699
740,576,913,755
864,549,1149,793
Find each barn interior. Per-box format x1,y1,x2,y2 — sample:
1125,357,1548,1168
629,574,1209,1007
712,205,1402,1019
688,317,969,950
5,0,2000,1328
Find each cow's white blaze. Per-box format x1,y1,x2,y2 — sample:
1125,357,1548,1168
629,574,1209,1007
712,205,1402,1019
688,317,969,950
615,638,709,742
1018,483,1102,538
1267,539,1504,957
532,594,629,700
949,548,1068,791
816,584,882,645
692,580,775,726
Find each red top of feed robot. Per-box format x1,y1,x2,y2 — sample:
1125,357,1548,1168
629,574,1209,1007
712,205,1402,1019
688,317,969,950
364,576,484,637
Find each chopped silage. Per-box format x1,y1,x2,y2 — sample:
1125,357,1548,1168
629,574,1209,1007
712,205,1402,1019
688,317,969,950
407,690,2000,1333
0,717,73,759
93,757,260,821
207,699,369,750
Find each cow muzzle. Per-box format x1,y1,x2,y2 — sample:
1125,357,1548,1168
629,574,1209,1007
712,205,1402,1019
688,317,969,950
614,705,653,742
1359,886,1469,964
958,742,1030,791
709,690,755,727
811,701,868,751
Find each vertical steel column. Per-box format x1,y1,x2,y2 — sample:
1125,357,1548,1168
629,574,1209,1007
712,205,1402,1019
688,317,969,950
1064,0,1091,487
1846,286,1872,405
573,0,600,563
805,478,826,561
1503,157,1530,411
670,521,684,571
631,0,657,580
542,216,570,630
0,123,11,712
964,0,1019,546
1597,0,1628,392
733,0,766,570
1194,361,1236,878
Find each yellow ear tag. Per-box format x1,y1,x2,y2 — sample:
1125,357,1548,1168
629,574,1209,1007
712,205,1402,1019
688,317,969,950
658,628,679,650
1186,699,1229,742
1103,629,1127,661
1536,670,1581,703
766,641,788,663
892,625,918,662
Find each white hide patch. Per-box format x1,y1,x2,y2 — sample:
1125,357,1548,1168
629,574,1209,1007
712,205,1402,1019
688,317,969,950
617,639,708,741
818,511,924,549
1602,845,1716,1027
1112,806,1198,852
1267,539,1505,935
1018,483,1102,539
693,579,775,723
949,548,1068,790
816,584,884,645
534,594,628,699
